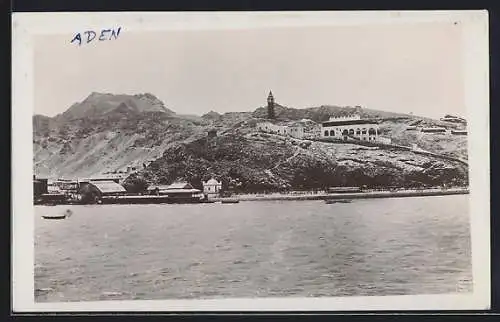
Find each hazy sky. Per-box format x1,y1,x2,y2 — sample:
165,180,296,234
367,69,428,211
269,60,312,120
34,22,465,119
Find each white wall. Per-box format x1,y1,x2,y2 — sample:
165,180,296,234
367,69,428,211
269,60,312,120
257,122,305,138
203,181,222,195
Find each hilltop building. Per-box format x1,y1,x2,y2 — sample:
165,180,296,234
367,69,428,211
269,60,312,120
321,114,380,141
256,121,305,139
267,91,275,119
440,114,467,124
257,122,289,136
451,129,467,135
421,127,446,133
288,124,305,139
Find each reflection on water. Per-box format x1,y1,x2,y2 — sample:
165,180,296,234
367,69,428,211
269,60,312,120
35,195,472,302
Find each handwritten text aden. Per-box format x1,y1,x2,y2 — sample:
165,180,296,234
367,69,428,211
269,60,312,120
71,27,122,46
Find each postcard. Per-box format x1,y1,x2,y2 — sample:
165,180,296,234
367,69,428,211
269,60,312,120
12,10,490,312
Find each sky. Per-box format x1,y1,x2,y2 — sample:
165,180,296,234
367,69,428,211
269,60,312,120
34,22,465,119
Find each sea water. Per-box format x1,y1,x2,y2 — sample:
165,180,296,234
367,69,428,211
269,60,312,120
34,195,472,302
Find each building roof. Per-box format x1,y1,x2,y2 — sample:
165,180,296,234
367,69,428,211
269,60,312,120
322,119,378,127
90,181,127,194
167,182,193,190
421,127,446,131
147,185,172,191
164,188,202,194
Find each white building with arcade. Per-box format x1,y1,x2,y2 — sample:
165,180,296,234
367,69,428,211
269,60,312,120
321,114,380,142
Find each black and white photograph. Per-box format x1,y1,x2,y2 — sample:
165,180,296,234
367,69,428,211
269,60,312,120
12,11,490,311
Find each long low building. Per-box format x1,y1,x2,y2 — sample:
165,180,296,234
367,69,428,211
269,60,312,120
256,121,305,139
321,114,380,142
79,180,127,201
451,129,467,135
421,127,446,133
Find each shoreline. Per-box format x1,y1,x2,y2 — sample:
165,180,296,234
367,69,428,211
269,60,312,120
34,188,469,206
213,188,469,202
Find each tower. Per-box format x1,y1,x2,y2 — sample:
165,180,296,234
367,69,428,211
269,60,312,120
267,91,275,119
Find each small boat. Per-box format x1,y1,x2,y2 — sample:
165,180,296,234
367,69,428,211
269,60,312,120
324,199,352,204
221,199,240,204
42,209,73,220
41,215,67,220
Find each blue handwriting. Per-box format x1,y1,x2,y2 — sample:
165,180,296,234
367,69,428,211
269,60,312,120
71,27,122,46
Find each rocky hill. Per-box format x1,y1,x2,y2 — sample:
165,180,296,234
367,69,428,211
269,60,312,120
33,92,468,191
132,130,468,192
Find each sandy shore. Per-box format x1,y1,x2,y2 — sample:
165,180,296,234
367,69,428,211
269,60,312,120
212,188,469,202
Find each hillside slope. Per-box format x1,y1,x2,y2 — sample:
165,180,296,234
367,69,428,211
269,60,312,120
33,92,468,188
132,130,468,192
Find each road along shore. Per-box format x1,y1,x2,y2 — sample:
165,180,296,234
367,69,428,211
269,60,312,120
213,188,469,202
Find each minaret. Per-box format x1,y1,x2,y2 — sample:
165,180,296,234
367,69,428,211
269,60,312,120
267,91,275,119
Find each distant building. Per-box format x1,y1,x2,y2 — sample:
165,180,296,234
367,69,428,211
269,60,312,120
421,127,446,133
148,182,202,199
163,182,203,200
77,180,127,203
256,121,307,139
288,124,305,139
451,129,467,135
84,176,122,184
321,113,380,142
33,176,48,198
47,180,63,194
203,178,222,197
440,115,467,124
256,121,289,135
86,181,127,196
167,182,195,190
267,91,275,119
147,184,174,195
326,114,361,122
303,124,322,139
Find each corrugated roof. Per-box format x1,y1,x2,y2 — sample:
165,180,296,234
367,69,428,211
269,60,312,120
90,181,127,193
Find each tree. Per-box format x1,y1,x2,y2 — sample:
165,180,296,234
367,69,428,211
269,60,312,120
123,175,149,193
78,184,101,204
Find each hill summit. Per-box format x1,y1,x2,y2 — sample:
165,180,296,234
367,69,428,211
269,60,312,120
53,92,175,121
